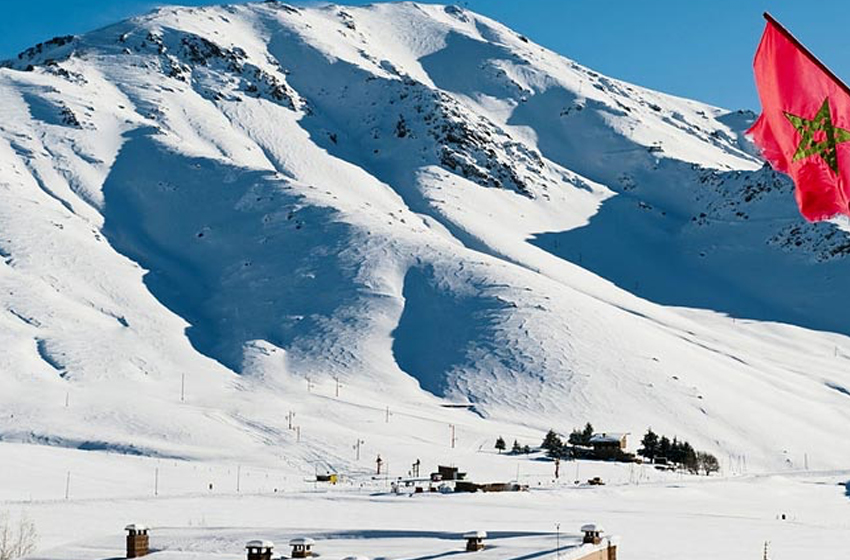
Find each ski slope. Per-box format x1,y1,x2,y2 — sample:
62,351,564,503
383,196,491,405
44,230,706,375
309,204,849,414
0,0,849,504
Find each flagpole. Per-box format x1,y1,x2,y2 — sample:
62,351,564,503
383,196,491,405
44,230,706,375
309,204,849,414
762,12,850,99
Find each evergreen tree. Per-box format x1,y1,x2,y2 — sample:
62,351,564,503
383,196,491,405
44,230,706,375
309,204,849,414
581,422,594,445
542,430,562,451
669,437,683,464
568,428,584,446
511,439,522,454
523,445,532,455
495,436,506,454
541,429,563,457
658,435,672,460
681,442,698,473
638,428,659,460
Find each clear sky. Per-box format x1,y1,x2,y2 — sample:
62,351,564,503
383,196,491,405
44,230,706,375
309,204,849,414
4,1,850,111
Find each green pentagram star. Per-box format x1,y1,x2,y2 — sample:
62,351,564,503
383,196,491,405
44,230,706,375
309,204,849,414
785,97,850,173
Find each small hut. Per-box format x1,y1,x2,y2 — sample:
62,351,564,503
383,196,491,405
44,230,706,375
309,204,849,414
463,531,487,552
581,524,604,545
246,540,274,560
125,524,149,559
289,537,315,558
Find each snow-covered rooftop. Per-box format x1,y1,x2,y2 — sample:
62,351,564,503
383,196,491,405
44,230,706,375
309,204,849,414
588,433,627,444
246,540,275,549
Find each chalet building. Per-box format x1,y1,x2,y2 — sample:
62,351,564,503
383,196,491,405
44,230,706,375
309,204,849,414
588,433,628,460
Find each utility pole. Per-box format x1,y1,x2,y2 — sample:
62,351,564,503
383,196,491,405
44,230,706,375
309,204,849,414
64,391,69,408
355,439,364,461
334,377,341,397
296,426,301,442
556,523,561,560
64,471,70,500
385,406,390,423
287,411,296,430
154,467,159,496
449,424,456,449
180,373,185,402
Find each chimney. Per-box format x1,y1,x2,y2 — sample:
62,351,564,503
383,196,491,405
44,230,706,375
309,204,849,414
463,531,487,552
581,524,604,545
124,524,149,558
289,537,315,558
246,540,274,560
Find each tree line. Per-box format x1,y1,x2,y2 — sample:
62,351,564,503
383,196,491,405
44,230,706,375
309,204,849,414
497,423,721,476
638,428,719,475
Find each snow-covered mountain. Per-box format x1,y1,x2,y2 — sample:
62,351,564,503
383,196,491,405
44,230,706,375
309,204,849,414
2,1,850,471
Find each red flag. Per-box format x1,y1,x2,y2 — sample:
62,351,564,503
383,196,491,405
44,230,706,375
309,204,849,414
748,14,850,221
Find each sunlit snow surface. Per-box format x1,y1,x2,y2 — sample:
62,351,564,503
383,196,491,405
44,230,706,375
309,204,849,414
1,3,850,558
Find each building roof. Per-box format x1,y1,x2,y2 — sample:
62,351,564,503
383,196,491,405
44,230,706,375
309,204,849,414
124,524,149,532
246,540,275,549
289,538,316,546
463,531,487,539
581,524,604,533
588,433,627,444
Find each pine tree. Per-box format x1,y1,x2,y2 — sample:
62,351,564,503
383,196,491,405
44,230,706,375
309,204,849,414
669,437,683,464
639,428,659,460
511,439,522,454
681,442,698,473
658,436,672,460
581,422,594,445
495,436,506,454
541,429,563,457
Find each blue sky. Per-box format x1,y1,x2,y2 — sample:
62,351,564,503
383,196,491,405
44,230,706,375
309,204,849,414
3,1,850,111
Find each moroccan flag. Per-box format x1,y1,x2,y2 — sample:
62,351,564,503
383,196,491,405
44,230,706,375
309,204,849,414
748,13,850,221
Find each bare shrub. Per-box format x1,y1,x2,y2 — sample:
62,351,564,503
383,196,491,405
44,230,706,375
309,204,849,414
0,512,38,560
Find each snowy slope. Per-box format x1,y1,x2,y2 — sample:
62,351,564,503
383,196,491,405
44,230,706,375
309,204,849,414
2,1,850,474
